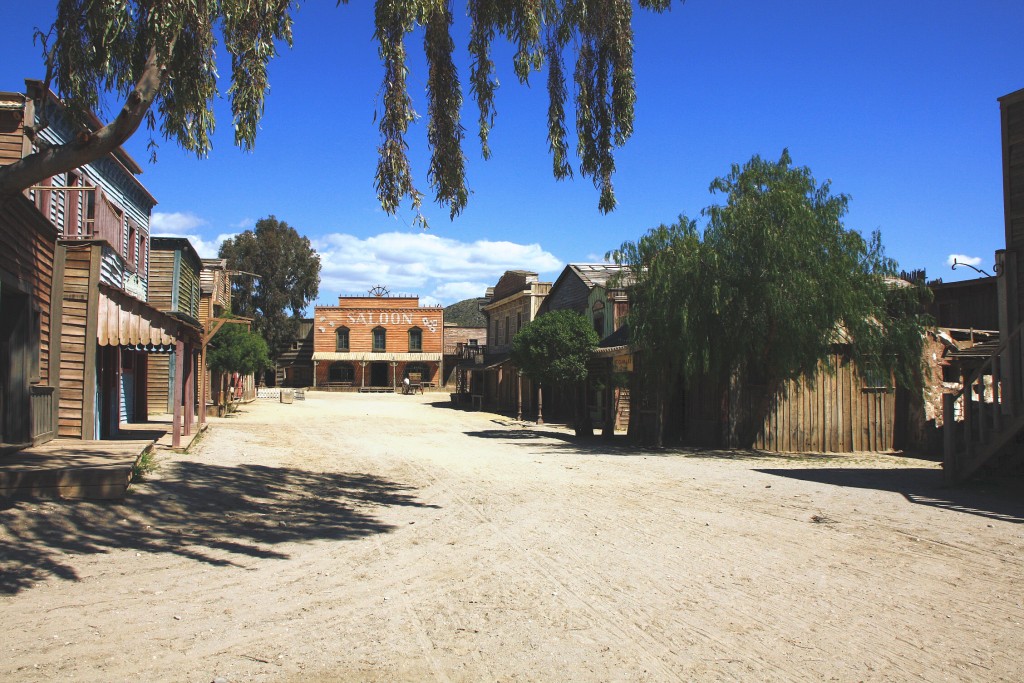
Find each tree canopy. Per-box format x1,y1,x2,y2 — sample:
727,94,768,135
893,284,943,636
0,1,678,216
206,321,272,377
511,309,598,387
218,216,321,360
610,150,930,441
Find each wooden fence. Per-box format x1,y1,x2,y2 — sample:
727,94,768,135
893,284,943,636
750,355,895,453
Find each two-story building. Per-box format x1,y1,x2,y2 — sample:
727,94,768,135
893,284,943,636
477,270,551,415
311,291,444,391
145,237,203,441
0,79,199,447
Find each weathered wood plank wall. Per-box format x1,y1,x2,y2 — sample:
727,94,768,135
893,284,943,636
753,354,895,453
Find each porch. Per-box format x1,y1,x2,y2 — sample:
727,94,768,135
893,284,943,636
0,419,205,500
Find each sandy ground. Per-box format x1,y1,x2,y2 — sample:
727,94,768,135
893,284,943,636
2,391,1023,682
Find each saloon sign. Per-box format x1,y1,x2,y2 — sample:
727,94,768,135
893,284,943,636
338,311,440,333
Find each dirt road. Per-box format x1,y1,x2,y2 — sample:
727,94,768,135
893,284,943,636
2,392,1023,681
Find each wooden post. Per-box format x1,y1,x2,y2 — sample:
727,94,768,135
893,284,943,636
962,371,973,464
184,344,194,436
197,344,206,427
172,338,184,449
536,383,544,425
943,392,956,482
993,355,1002,435
516,371,523,421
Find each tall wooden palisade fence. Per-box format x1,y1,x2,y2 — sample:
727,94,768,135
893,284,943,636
750,353,895,453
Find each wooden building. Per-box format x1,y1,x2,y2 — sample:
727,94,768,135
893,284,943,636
275,318,314,388
472,270,551,415
940,87,1024,480
0,193,58,448
311,291,444,390
146,237,203,417
532,264,628,425
0,80,199,447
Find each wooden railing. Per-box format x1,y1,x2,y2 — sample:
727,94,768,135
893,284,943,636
30,384,57,444
943,321,1024,481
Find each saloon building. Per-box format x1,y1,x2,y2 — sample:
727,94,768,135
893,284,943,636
311,291,443,390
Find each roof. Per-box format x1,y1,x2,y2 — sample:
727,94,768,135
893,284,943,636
570,263,632,289
97,282,200,348
150,236,202,267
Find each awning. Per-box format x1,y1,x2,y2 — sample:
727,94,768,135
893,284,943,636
97,283,201,347
593,344,631,358
312,352,443,362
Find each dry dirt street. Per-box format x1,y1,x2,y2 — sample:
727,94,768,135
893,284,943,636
2,392,1023,682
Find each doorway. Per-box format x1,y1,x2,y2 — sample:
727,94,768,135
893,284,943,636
370,362,389,387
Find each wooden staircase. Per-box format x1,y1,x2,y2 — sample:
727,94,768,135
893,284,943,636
944,322,1024,482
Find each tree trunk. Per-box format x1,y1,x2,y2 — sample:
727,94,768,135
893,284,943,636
574,380,594,438
0,47,167,198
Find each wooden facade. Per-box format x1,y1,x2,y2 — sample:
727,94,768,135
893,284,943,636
0,195,58,447
0,79,204,449
472,271,552,415
146,238,203,415
198,258,235,412
743,356,895,453
276,319,314,388
312,294,444,389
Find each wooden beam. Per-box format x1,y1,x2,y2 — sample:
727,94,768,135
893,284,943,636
172,338,183,449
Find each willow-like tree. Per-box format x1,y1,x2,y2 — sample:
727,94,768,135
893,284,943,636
0,0,677,217
218,216,321,362
610,150,930,447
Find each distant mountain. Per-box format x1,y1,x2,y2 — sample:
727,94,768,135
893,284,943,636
444,297,488,327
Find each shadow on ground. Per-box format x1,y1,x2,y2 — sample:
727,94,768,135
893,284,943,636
0,461,437,595
464,426,1024,524
758,466,1024,524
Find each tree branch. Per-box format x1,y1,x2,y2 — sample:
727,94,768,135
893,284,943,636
0,45,166,199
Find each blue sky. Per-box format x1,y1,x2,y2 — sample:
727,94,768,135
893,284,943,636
2,2,1022,306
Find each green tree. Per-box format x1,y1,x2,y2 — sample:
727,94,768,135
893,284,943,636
0,1,677,216
511,309,599,433
218,216,321,361
205,321,272,409
607,215,707,447
611,150,930,446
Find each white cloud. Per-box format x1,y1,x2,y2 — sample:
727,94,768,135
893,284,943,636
947,254,983,267
313,231,561,304
150,211,206,233
230,217,255,230
432,281,490,302
149,211,235,257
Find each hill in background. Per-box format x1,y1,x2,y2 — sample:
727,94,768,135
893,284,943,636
445,297,488,327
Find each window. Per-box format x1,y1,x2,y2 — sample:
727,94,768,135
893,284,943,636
516,311,522,334
127,223,137,270
592,300,606,338
408,327,422,352
329,362,355,383
372,326,387,352
336,326,350,351
504,316,510,345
